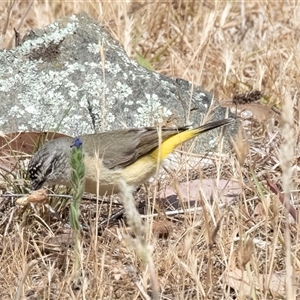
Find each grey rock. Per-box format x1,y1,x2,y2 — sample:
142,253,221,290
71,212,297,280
0,12,236,151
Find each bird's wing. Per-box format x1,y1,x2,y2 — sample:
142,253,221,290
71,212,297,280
80,127,187,170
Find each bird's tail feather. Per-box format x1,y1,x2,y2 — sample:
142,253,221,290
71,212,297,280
151,118,232,161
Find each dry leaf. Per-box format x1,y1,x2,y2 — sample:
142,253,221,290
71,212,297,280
238,238,254,269
221,101,275,122
224,267,290,297
152,220,173,238
253,203,266,221
159,178,241,205
16,189,48,205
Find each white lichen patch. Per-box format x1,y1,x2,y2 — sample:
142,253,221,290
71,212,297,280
24,105,39,114
133,93,172,127
112,81,133,98
87,43,100,54
106,112,115,123
66,62,85,73
208,137,218,147
100,60,122,75
69,14,79,22
128,71,136,81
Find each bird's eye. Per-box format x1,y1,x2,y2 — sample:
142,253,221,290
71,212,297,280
44,157,58,177
45,166,53,177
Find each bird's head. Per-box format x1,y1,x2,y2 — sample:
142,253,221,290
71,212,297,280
28,137,74,190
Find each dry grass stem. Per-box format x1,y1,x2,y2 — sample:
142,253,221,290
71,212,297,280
280,90,296,299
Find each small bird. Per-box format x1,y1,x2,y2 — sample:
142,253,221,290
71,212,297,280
28,119,232,195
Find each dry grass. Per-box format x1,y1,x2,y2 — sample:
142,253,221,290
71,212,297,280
1,1,300,299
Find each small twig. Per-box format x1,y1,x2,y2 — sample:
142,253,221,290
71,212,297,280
99,207,125,228
140,203,226,218
1,193,73,199
134,280,152,300
0,163,16,174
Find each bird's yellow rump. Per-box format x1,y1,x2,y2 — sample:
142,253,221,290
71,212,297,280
28,118,232,195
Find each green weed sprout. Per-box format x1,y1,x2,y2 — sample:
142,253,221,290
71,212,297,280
69,138,85,231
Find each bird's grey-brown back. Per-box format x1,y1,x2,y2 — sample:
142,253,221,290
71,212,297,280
28,137,74,190
79,127,186,170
